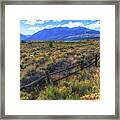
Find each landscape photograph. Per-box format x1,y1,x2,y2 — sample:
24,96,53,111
20,20,100,100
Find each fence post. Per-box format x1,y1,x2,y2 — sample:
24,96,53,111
95,54,97,67
81,60,84,70
45,70,53,86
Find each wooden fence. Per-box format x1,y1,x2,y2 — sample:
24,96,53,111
20,54,100,91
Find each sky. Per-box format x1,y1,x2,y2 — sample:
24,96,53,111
20,20,100,35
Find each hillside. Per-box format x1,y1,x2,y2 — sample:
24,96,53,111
21,27,100,41
20,34,31,40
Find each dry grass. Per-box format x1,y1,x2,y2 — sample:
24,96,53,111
20,39,100,100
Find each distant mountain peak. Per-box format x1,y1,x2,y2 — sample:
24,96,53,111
21,26,100,41
20,34,32,41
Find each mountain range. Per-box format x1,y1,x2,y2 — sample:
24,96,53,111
20,34,31,41
20,27,100,41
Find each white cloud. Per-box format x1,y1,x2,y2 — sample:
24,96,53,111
86,21,100,31
61,22,84,28
60,21,100,30
28,26,41,33
28,25,54,33
44,24,53,29
28,21,100,34
29,26,41,31
24,20,36,25
36,20,45,24
24,20,45,25
53,20,62,22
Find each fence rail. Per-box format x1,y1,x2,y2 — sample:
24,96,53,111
20,54,100,91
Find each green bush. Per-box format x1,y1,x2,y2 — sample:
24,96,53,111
20,92,33,100
48,41,54,48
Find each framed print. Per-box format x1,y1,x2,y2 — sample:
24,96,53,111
0,0,119,119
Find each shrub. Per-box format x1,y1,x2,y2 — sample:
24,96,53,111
48,41,54,48
20,92,33,100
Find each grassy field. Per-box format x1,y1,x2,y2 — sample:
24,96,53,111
20,39,100,100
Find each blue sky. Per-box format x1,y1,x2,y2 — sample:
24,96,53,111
20,20,100,35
